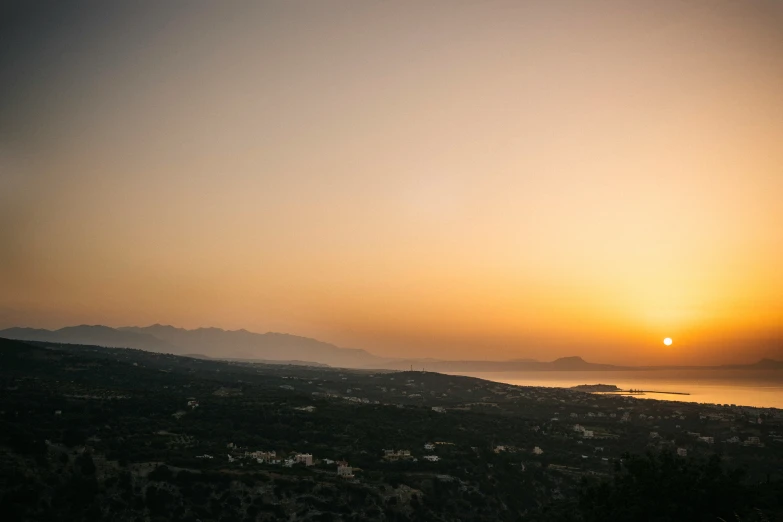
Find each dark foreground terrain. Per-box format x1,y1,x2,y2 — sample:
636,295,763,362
1,337,781,521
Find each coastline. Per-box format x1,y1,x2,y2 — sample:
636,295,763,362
444,369,783,410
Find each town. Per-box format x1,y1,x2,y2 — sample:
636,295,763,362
1,337,782,521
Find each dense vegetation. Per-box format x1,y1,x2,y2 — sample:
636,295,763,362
1,337,781,521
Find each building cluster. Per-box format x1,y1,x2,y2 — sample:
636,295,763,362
379,441,457,464
216,444,355,477
383,449,412,461
188,373,781,487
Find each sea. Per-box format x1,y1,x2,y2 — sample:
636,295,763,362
449,369,783,409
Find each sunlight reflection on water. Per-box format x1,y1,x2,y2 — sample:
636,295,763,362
450,370,783,409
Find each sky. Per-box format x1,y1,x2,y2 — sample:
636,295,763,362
1,0,782,365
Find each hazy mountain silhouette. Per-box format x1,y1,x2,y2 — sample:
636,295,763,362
549,356,625,370
0,325,182,354
1,324,781,372
378,355,633,372
724,358,783,370
0,324,381,368
118,324,381,367
372,355,783,373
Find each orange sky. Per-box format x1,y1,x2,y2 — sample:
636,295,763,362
1,1,782,365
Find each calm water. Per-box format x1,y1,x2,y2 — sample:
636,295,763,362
449,370,783,409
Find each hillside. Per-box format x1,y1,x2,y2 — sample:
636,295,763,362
1,337,781,522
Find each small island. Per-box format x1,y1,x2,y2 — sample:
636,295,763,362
571,384,691,396
571,384,621,392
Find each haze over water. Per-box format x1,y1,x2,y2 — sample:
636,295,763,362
454,370,783,409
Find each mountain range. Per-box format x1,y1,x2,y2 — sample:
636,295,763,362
1,324,782,372
0,325,382,368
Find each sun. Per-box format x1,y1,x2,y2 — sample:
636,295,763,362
663,337,673,346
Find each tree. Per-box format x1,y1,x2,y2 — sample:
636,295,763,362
578,452,753,522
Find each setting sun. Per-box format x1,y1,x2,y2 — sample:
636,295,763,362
1,0,781,369
1,3,782,520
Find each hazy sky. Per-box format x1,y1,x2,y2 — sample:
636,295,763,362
2,1,782,365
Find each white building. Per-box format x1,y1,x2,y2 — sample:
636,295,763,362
424,443,435,450
533,446,544,455
583,430,594,439
250,450,276,463
383,449,412,460
295,453,313,466
698,436,715,444
337,461,354,478
423,455,440,462
677,448,688,457
432,406,446,413
573,424,585,432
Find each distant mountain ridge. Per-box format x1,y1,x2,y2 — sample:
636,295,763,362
120,324,380,367
0,325,181,354
0,325,380,368
0,324,781,372
727,358,783,370
378,355,633,372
